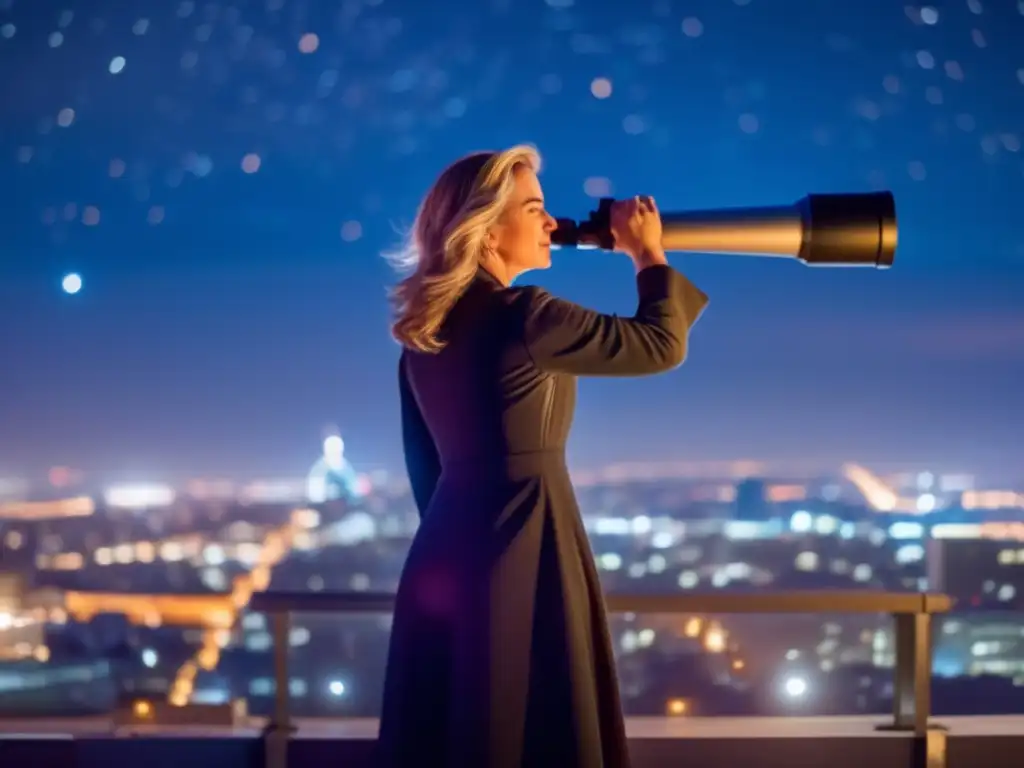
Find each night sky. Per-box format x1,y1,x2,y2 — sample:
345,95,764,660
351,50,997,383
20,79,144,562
1,1,1021,484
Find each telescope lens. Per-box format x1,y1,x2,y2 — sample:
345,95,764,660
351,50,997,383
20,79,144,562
796,191,897,268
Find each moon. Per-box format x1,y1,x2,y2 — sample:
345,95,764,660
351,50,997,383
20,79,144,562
62,273,82,294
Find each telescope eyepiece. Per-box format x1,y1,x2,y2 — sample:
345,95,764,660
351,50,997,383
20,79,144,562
551,218,580,247
552,199,615,250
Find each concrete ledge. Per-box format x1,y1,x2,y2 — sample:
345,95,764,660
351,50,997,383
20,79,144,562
1,716,1023,768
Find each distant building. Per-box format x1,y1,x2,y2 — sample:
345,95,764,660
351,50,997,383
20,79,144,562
0,658,117,716
926,536,1024,608
306,434,363,503
734,478,769,521
0,573,45,661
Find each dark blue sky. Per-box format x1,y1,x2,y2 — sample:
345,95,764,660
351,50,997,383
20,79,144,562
1,0,1021,484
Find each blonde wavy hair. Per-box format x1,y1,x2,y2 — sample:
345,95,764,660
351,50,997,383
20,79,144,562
388,144,542,353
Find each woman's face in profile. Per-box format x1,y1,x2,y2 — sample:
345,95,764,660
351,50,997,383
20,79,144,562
488,166,558,275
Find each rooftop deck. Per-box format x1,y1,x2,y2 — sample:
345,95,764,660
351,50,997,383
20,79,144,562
2,715,1023,768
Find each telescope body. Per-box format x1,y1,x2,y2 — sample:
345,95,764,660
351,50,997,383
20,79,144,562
551,191,897,268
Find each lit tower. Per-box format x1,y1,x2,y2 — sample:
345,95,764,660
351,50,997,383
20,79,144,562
306,430,363,503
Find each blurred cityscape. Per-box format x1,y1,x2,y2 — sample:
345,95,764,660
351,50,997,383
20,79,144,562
2,431,1024,723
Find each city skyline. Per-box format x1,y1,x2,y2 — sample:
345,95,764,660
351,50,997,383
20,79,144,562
3,463,1024,721
0,451,1017,493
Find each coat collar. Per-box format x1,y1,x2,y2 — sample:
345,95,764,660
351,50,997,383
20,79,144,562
474,264,509,290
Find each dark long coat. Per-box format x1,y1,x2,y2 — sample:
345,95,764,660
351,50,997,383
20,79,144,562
377,264,708,768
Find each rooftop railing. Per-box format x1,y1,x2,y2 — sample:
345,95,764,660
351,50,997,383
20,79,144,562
248,589,952,768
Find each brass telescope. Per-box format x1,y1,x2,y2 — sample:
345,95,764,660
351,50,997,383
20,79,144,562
551,191,897,268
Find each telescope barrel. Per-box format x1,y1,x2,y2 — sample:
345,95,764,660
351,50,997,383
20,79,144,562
551,191,897,268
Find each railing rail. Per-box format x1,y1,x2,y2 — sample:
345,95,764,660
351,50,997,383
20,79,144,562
248,589,952,768
249,589,951,616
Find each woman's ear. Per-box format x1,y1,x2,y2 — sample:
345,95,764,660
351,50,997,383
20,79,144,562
484,224,500,252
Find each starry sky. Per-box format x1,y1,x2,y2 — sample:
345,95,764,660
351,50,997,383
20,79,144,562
0,0,1022,484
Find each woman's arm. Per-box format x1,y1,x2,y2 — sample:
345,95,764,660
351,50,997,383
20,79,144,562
398,354,441,518
519,264,707,376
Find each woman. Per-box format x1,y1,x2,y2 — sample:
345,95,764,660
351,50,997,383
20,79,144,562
377,145,708,768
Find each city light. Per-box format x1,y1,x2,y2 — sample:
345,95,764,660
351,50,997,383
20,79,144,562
0,496,95,519
704,626,727,653
666,698,690,716
790,511,813,532
103,484,175,510
783,676,808,698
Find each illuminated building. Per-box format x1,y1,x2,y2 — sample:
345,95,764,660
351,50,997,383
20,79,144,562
0,496,95,520
306,433,363,503
0,573,54,662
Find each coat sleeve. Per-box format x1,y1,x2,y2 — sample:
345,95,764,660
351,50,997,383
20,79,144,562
519,264,708,376
398,354,441,519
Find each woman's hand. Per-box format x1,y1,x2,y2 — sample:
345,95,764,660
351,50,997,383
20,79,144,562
609,195,668,270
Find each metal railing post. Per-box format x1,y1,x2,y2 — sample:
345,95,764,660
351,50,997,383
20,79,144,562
877,609,947,768
263,610,294,768
880,611,932,734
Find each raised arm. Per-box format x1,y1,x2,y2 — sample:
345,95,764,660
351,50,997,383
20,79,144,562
398,354,441,518
519,264,707,377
